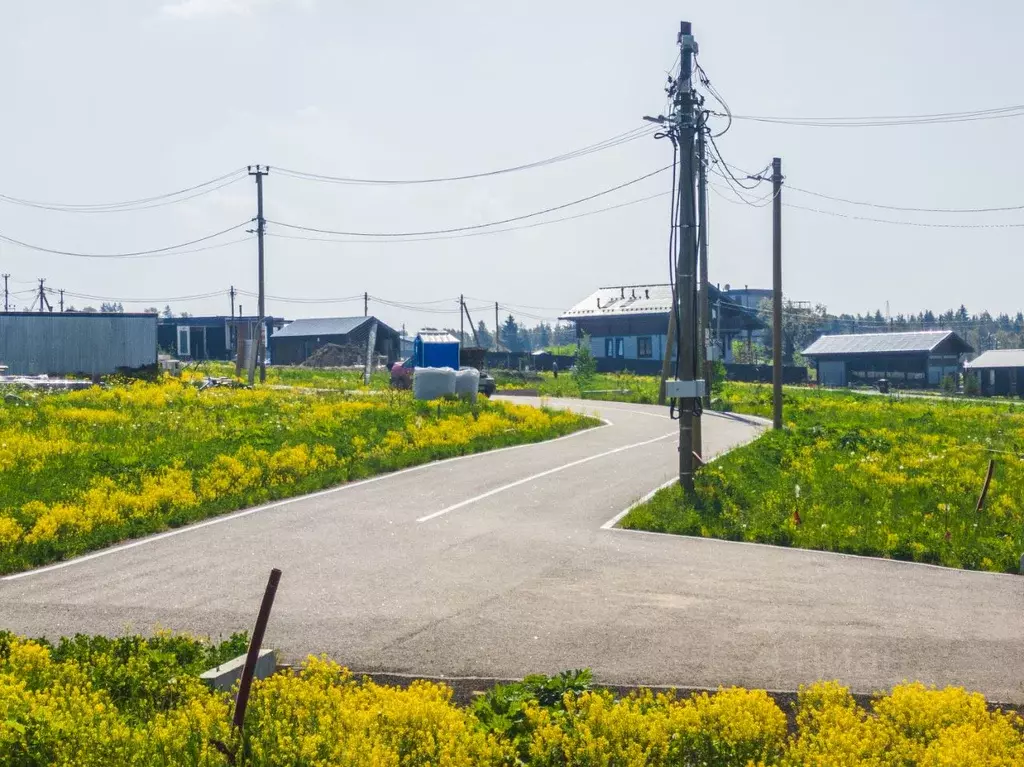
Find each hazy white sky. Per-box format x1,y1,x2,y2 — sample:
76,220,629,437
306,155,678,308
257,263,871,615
2,1,1022,332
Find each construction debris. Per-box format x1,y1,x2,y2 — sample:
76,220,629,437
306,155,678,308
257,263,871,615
301,343,375,368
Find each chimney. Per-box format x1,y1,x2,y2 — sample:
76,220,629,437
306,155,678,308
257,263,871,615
597,298,601,309
631,288,636,299
645,289,649,299
620,287,625,299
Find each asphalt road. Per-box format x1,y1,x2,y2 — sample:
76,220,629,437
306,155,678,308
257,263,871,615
2,397,1022,702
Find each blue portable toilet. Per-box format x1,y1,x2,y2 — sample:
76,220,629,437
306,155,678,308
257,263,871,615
414,328,460,368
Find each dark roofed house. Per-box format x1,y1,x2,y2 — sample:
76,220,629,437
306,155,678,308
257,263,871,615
560,283,765,373
268,316,401,366
803,330,973,389
964,349,1024,398
158,315,285,361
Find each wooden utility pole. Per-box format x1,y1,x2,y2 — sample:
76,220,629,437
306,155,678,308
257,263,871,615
1,274,8,311
460,294,464,344
364,291,368,317
230,285,236,318
771,157,783,429
59,289,64,313
495,301,500,351
248,165,269,384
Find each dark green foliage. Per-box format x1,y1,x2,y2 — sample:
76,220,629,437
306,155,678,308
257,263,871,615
472,669,592,757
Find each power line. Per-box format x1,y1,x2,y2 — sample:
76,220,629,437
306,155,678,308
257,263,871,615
267,165,672,238
60,289,229,303
0,224,253,259
783,202,1024,229
785,184,1024,214
725,103,1024,128
0,169,248,213
266,188,670,245
708,180,778,207
274,126,656,185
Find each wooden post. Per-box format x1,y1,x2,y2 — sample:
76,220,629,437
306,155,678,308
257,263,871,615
233,568,282,730
975,459,995,514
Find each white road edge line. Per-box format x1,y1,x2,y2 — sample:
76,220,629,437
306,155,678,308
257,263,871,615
417,431,677,523
1,418,611,582
599,477,677,530
598,424,770,531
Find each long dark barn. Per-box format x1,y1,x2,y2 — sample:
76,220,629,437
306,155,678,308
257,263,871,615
802,330,973,388
268,316,401,366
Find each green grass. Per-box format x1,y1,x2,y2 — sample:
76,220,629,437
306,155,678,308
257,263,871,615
621,383,1024,573
495,371,662,404
199,361,391,390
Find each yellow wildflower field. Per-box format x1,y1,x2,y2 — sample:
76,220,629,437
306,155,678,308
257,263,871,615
2,630,1022,766
0,379,595,574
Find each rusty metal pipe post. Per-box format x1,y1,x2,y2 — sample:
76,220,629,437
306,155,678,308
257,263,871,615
232,568,282,730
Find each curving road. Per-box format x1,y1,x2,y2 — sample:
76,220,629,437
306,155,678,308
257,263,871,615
2,397,1022,702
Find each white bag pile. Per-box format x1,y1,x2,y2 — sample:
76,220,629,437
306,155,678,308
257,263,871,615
454,367,480,403
413,367,456,400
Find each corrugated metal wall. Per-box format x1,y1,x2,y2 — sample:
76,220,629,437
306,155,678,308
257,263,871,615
0,313,157,375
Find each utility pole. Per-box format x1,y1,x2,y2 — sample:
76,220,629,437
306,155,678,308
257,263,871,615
650,21,701,491
248,165,269,384
59,289,64,313
36,279,52,312
364,291,368,317
460,294,465,344
771,156,783,430
230,286,236,318
2,274,9,312
697,113,711,410
495,301,500,351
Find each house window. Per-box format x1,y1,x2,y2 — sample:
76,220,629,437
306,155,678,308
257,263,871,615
605,338,615,357
615,338,624,358
637,336,652,358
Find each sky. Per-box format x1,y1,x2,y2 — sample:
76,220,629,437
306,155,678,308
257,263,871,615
1,1,1022,334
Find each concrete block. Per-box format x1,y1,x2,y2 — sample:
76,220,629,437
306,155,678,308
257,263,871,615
200,649,277,692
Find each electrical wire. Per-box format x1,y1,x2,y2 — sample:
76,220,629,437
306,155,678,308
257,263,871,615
785,184,1024,214
265,188,669,246
694,57,732,138
0,169,248,212
705,134,768,191
267,165,672,238
59,289,229,303
274,126,657,185
783,202,1024,228
726,103,1024,127
708,180,779,208
0,224,253,259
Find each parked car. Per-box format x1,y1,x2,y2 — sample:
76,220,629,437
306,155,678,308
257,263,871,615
875,378,890,394
389,359,495,397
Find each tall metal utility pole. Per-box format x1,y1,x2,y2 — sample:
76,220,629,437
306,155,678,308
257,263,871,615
230,286,236,318
248,165,269,384
2,274,9,312
364,292,369,317
771,157,783,430
697,113,711,410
